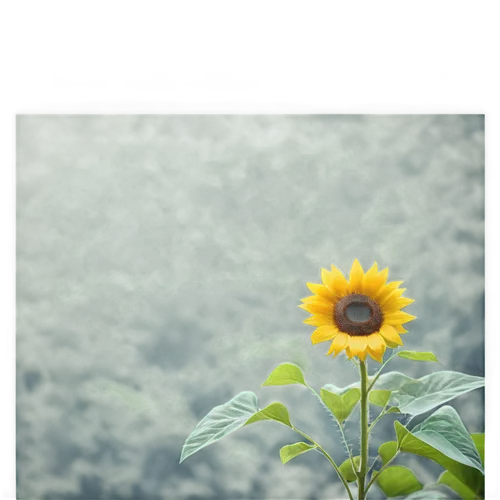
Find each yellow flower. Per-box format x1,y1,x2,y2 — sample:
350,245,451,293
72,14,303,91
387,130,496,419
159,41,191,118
300,259,416,363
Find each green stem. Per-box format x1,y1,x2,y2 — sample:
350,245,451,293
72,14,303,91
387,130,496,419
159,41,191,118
367,403,389,433
365,454,379,477
292,426,354,500
358,360,369,500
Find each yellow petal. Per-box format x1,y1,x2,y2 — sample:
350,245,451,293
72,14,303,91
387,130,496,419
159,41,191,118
303,314,333,326
378,267,389,286
321,268,336,293
366,333,386,362
396,297,415,308
346,335,369,360
349,259,365,293
364,266,389,298
358,349,369,361
394,324,408,333
330,265,349,294
384,311,417,325
383,295,415,312
362,262,379,294
311,325,338,345
379,324,403,346
306,282,335,300
380,287,406,306
366,262,379,277
301,295,332,306
327,332,349,356
376,281,403,303
299,302,333,316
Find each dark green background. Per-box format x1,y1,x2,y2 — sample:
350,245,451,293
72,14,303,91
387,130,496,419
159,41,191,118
16,115,484,499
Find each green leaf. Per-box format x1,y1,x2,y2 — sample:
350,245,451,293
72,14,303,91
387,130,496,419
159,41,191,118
320,387,360,423
395,408,484,496
280,442,317,464
438,471,476,500
397,351,439,362
436,433,486,500
262,363,306,387
245,401,292,427
180,391,260,463
376,466,422,497
379,441,398,465
369,390,391,407
390,371,485,417
471,433,484,465
329,369,483,419
339,456,360,482
386,407,401,413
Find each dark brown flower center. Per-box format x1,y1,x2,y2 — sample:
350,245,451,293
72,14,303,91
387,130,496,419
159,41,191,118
334,293,383,336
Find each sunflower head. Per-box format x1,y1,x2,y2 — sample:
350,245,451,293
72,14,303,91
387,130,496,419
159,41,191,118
300,259,416,363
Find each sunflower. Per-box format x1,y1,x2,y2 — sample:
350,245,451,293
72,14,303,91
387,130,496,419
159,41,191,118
300,259,415,363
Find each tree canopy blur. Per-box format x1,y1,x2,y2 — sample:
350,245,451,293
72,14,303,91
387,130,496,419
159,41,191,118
13,111,486,498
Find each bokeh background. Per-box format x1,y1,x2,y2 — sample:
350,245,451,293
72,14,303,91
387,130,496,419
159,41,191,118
16,115,484,500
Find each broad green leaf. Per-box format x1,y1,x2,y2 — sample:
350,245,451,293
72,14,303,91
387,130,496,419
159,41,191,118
342,389,362,418
395,411,484,496
339,456,360,482
280,442,317,464
471,434,484,465
320,389,340,418
376,466,422,497
245,401,292,427
180,391,260,463
324,370,483,419
369,390,391,407
379,441,398,464
320,387,360,423
370,372,416,392
438,471,476,500
397,351,439,362
437,433,486,500
262,363,306,387
390,371,485,417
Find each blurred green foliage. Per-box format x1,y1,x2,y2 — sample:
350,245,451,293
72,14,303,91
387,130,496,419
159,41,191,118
13,111,486,498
